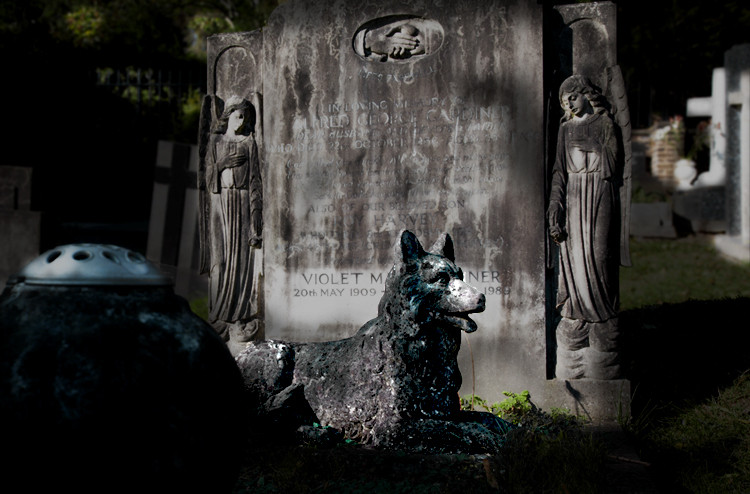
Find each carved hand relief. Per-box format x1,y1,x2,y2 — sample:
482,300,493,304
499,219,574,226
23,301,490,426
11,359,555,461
353,16,443,63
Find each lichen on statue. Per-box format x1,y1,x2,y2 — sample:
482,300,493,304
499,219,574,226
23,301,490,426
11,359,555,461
235,230,513,454
200,95,263,348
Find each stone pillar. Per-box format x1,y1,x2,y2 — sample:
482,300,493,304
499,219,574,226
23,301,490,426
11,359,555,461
716,44,750,261
736,70,750,246
545,2,631,422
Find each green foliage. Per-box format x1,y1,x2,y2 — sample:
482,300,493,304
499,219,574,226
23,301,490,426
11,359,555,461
460,390,538,426
189,297,209,321
496,390,532,416
460,390,532,418
175,87,205,141
94,66,205,142
1,0,280,64
188,13,234,37
461,391,587,433
459,393,488,412
63,5,104,47
53,0,189,63
461,390,602,493
98,67,177,107
185,12,234,59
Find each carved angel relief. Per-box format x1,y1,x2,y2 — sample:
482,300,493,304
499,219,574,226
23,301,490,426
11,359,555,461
198,94,264,354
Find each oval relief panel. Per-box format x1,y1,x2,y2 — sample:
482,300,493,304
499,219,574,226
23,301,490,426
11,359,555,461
353,15,444,63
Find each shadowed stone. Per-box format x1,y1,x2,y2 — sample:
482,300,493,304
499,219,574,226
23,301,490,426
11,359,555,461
0,247,246,493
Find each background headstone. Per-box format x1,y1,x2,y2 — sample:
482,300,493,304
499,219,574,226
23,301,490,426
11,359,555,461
0,166,41,286
722,44,750,260
680,43,750,261
146,141,206,299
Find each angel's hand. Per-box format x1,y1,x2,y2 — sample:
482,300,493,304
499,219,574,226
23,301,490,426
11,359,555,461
549,226,566,244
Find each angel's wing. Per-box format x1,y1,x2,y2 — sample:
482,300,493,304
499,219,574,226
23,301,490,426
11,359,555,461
606,65,632,267
197,94,214,275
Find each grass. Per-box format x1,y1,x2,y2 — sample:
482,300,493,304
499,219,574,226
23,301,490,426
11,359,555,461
641,372,750,493
234,441,504,494
619,235,750,493
232,399,604,494
620,235,750,310
488,404,606,494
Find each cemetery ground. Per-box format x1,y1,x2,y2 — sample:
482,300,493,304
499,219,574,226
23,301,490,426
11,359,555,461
188,235,750,493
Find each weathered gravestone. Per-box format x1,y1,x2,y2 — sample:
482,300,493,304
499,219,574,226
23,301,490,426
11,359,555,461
200,0,631,421
682,43,750,261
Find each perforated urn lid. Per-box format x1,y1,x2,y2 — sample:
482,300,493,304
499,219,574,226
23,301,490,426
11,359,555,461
16,244,172,286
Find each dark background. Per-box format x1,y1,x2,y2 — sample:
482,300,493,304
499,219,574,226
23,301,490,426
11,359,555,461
1,0,748,253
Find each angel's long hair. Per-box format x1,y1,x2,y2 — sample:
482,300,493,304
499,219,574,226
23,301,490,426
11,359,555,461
558,75,609,122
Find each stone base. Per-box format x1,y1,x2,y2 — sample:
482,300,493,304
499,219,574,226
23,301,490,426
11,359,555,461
543,378,630,425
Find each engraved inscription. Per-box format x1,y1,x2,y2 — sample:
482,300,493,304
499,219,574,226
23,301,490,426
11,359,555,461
289,270,509,298
269,90,520,259
271,96,510,157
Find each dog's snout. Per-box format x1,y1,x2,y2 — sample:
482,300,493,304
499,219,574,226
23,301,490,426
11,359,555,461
445,278,485,313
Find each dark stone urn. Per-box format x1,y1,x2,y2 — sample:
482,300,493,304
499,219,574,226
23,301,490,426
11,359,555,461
0,244,246,493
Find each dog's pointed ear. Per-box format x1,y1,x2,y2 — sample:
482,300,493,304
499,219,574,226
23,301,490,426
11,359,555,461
429,233,455,262
397,230,424,264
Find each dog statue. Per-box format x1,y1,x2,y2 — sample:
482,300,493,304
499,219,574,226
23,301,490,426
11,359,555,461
236,230,511,454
